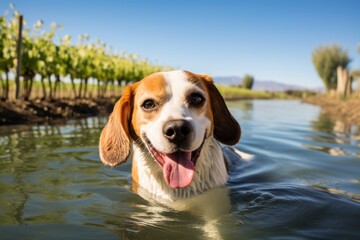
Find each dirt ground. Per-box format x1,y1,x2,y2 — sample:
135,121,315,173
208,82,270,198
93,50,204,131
304,96,360,126
1,96,359,126
0,98,116,125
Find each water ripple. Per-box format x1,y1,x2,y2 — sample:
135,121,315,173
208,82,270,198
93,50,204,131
1,102,360,239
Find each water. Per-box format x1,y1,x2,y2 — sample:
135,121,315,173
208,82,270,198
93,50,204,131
0,100,359,239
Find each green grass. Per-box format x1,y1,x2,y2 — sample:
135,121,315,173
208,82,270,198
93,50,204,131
215,84,281,100
1,79,123,99
2,78,287,100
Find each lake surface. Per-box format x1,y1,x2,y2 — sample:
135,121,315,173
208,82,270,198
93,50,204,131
0,100,359,239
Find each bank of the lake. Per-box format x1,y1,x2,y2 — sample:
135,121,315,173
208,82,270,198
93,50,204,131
0,98,115,125
216,84,277,100
0,86,275,125
304,96,360,126
2,90,359,127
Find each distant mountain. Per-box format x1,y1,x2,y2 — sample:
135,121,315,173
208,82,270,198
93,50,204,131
214,76,243,86
213,76,323,92
252,80,307,92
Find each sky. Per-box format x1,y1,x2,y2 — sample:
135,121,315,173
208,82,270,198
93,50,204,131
1,0,360,88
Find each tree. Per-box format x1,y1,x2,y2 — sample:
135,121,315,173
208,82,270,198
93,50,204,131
58,35,76,98
21,20,42,100
351,69,360,97
312,44,351,92
34,21,60,99
0,7,170,100
242,74,254,89
0,11,17,100
0,15,11,99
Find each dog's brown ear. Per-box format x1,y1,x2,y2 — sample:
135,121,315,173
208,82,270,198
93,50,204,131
202,75,241,145
99,86,133,167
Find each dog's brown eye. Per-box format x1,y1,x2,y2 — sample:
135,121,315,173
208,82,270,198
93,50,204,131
142,99,156,110
189,93,205,107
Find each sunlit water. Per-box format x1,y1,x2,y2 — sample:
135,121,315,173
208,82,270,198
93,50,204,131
0,100,359,239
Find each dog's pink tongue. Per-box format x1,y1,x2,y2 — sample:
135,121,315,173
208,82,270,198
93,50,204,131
163,151,194,189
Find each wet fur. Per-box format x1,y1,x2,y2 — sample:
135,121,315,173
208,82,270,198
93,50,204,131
99,70,241,201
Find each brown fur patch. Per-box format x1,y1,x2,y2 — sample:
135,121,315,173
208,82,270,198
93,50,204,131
184,71,241,145
131,73,167,136
99,85,135,167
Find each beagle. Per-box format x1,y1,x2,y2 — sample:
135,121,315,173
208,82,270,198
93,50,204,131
99,70,241,202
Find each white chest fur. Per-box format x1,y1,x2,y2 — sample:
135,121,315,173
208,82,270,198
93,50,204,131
132,137,228,202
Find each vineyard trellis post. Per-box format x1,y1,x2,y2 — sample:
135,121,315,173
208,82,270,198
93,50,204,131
15,15,23,99
1,9,168,101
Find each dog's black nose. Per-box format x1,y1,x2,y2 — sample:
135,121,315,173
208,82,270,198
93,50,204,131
163,120,193,144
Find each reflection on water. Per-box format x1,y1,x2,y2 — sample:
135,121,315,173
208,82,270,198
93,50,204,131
310,111,360,156
0,118,108,225
0,100,360,239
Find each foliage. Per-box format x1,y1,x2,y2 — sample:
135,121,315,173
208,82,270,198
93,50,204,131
0,6,169,100
284,89,318,98
0,9,17,99
242,74,254,89
312,44,351,92
216,84,273,99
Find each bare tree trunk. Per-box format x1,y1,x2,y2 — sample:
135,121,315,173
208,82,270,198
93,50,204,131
0,78,3,100
27,77,34,100
111,80,115,97
22,75,32,100
0,76,4,100
337,66,349,97
23,75,28,99
102,79,108,98
5,71,10,100
48,76,53,99
54,75,60,99
70,78,76,99
84,78,88,98
97,79,101,98
78,79,83,98
40,75,47,99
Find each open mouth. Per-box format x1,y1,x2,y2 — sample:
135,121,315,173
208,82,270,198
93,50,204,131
143,135,205,189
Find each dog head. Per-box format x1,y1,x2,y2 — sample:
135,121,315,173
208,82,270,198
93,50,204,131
99,70,241,189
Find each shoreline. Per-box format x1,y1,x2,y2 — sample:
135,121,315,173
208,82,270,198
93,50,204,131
0,96,268,126
1,96,359,126
0,98,116,126
303,96,360,126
